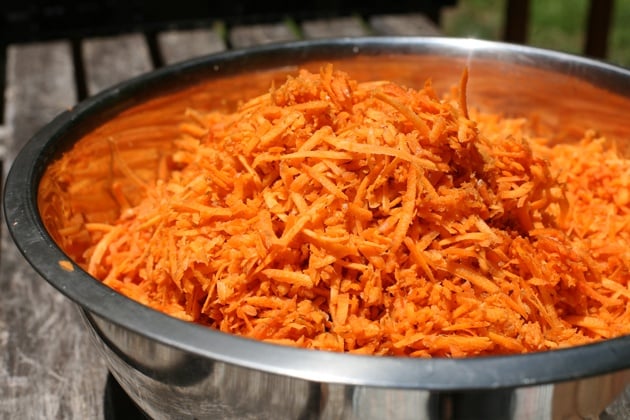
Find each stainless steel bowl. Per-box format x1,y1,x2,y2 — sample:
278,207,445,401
5,37,630,419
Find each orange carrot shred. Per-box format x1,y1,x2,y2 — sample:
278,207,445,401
41,65,630,358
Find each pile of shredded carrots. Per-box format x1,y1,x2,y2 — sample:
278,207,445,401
61,65,630,357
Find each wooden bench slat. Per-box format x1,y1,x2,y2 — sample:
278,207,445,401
82,33,153,95
1,41,107,420
3,42,76,161
369,14,442,36
158,27,227,64
301,16,370,39
0,126,8,170
229,23,299,49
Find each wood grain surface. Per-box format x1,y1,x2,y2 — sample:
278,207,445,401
82,33,153,95
1,40,107,420
158,26,226,65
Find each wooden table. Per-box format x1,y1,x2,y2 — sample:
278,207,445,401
1,13,628,419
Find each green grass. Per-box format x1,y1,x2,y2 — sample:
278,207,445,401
528,1,589,55
610,1,630,67
442,0,506,40
442,0,630,67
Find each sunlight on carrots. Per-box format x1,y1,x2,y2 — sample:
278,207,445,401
41,65,630,357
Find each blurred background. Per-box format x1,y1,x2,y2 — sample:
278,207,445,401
443,0,628,67
0,0,626,66
0,0,623,125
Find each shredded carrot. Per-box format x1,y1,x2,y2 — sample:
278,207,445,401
41,64,630,357
58,260,75,272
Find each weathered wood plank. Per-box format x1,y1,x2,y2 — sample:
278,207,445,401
1,41,107,420
3,42,76,163
229,22,298,49
0,126,7,176
301,16,370,39
369,13,442,36
158,26,227,65
82,33,153,95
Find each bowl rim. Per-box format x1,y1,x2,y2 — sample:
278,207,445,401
5,36,630,390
